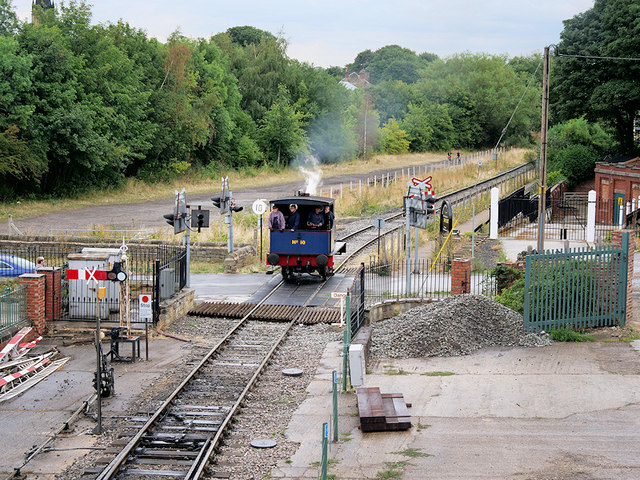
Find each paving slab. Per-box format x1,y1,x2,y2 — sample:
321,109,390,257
0,337,188,478
274,339,640,479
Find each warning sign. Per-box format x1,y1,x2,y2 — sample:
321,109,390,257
139,294,152,320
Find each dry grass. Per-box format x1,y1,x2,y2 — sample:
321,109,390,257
2,149,533,257
333,148,530,219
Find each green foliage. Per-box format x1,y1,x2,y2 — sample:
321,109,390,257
0,0,17,36
546,118,617,187
494,276,525,314
348,45,437,84
379,119,409,154
548,144,599,187
0,1,550,200
258,85,309,166
548,329,596,342
552,0,640,150
547,170,569,188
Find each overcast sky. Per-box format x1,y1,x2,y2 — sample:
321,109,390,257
14,0,594,67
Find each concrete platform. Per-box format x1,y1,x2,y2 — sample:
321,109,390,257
0,337,188,478
273,340,640,479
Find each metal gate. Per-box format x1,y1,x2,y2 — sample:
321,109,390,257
523,233,629,332
347,263,365,338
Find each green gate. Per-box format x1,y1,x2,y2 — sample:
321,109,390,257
523,233,629,332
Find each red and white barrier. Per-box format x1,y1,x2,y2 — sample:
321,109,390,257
0,327,32,363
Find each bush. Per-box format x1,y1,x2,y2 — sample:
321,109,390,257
494,276,525,314
548,329,596,342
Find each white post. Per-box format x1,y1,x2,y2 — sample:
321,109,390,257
340,184,343,198
586,190,596,243
632,198,636,212
330,186,333,198
619,204,625,227
490,187,499,239
626,202,631,215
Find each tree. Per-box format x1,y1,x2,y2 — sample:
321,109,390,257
0,0,18,36
226,26,275,47
379,118,409,154
546,117,617,187
258,85,308,166
553,0,640,151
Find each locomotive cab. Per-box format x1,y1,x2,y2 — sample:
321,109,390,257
266,195,345,281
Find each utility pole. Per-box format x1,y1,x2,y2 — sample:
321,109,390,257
537,45,550,252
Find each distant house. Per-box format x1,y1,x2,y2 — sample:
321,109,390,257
339,68,371,90
32,0,54,24
594,155,640,224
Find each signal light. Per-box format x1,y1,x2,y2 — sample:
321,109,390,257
230,202,243,213
163,213,175,226
163,212,186,234
211,196,222,208
424,194,437,216
106,262,127,282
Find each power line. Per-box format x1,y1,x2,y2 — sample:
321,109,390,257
556,53,640,62
493,57,543,151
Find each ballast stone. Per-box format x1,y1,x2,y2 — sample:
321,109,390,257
370,294,551,358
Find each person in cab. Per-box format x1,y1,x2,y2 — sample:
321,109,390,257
307,206,325,229
287,204,301,230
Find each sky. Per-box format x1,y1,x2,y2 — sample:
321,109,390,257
14,0,595,67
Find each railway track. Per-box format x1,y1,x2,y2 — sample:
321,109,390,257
84,267,339,479
336,162,534,266
77,162,534,479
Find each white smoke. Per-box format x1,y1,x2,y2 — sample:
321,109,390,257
299,155,323,195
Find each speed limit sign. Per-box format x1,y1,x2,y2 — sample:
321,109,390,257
252,199,268,215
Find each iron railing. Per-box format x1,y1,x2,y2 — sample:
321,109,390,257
0,243,185,325
0,285,29,336
500,196,621,242
364,259,497,307
346,264,366,338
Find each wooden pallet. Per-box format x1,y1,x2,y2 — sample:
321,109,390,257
356,386,411,432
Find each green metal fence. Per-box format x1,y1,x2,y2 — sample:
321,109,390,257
523,234,629,332
0,285,29,336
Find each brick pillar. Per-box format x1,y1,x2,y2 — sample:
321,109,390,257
18,273,47,335
451,258,471,295
37,267,62,321
611,230,634,326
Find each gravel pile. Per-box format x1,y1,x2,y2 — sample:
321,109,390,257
371,294,550,358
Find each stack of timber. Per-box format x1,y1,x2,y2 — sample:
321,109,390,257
355,386,411,432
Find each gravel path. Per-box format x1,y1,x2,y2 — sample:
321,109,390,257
370,294,550,358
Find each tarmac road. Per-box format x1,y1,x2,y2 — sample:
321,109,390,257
10,169,406,236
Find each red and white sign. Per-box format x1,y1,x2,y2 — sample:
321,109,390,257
66,268,107,281
139,294,152,319
407,177,434,198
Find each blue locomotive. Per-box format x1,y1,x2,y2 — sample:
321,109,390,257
266,194,346,281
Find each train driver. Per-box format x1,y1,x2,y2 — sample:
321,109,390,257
287,204,301,230
307,206,325,229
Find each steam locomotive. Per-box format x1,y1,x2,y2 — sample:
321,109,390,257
266,194,346,281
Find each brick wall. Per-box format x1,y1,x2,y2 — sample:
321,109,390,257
18,273,47,334
451,258,471,295
611,230,634,326
37,266,62,321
